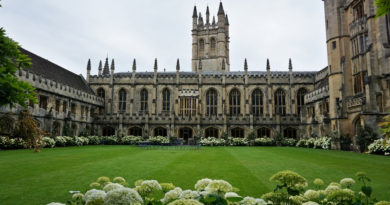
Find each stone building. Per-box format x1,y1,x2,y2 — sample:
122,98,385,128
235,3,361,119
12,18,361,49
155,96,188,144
87,3,319,142
1,1,389,145
303,0,390,145
0,49,104,137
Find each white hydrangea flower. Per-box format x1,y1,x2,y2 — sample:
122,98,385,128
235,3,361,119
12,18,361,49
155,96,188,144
136,180,162,196
167,198,203,205
179,190,199,199
85,189,106,205
103,183,124,193
46,203,66,205
113,177,126,183
204,180,233,194
194,178,212,191
72,193,84,201
302,202,319,205
104,187,143,205
161,187,183,204
340,178,355,188
304,190,320,201
240,197,267,205
325,185,340,195
224,192,240,199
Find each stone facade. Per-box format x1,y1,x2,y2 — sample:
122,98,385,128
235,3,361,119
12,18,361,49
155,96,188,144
1,1,389,146
319,0,390,142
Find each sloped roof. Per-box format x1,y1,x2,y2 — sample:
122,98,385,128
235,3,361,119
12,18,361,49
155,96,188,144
20,48,94,94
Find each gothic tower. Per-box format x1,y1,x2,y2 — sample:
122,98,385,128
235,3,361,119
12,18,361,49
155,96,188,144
192,2,230,71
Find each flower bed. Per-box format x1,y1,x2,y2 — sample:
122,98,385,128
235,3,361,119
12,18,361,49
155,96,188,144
47,170,389,205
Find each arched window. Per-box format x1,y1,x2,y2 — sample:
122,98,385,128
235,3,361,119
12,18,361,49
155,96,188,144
119,89,126,112
205,127,219,138
199,39,205,50
97,88,105,98
140,89,148,113
353,117,362,136
206,89,218,116
162,89,170,112
229,89,241,116
275,89,286,115
154,127,168,137
283,127,297,139
376,94,383,112
251,89,263,116
103,126,115,136
129,127,142,136
231,127,244,138
297,88,307,115
210,38,216,49
257,127,271,138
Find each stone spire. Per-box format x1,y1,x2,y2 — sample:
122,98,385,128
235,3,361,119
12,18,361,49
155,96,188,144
154,58,158,71
176,58,180,71
212,16,216,25
86,59,91,71
206,6,210,25
266,59,271,70
132,59,136,71
198,12,203,26
103,58,110,75
98,60,102,75
244,58,248,71
192,5,198,18
289,58,293,70
218,2,225,15
225,14,229,25
86,59,91,82
110,59,115,71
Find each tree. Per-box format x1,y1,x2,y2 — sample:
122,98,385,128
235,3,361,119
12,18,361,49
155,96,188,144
375,0,390,17
0,1,37,108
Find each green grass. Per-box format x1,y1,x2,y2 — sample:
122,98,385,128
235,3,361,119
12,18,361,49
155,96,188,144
0,146,389,204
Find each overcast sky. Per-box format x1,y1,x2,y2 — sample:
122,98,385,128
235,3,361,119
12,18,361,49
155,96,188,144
0,0,327,77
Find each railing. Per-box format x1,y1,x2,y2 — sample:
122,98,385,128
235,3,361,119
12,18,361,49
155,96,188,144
304,86,329,104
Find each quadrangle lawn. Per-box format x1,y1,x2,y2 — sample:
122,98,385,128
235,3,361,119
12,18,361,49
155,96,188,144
0,146,389,204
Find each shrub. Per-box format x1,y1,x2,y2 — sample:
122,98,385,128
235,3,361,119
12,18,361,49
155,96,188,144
50,171,387,205
74,136,89,146
54,136,67,147
42,137,55,148
230,137,248,146
313,137,332,150
87,136,100,145
84,189,106,205
147,136,170,145
102,136,118,145
199,137,226,146
254,138,275,146
281,138,297,147
121,136,142,145
161,187,182,204
305,138,316,148
368,139,390,155
105,187,143,205
0,136,25,149
296,139,307,148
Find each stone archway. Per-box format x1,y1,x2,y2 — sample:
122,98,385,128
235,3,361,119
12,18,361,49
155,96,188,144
179,127,193,144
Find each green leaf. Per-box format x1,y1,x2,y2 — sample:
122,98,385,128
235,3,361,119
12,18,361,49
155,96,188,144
204,196,217,203
361,186,372,197
226,196,243,202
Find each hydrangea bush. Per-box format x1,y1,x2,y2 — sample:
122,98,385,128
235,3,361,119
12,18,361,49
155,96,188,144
47,171,389,205
368,139,390,155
